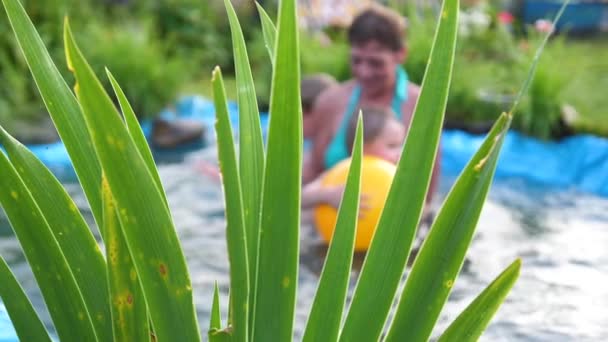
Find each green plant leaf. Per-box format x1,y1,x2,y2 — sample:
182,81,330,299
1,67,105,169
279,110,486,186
213,67,250,342
63,22,200,342
1,0,103,227
439,259,521,342
0,151,98,341
510,0,569,113
102,176,149,342
252,0,302,339
223,2,265,335
0,256,52,342
0,127,111,342
106,68,168,209
255,1,277,64
209,328,233,342
385,113,511,341
303,115,363,342
339,0,459,340
210,282,222,331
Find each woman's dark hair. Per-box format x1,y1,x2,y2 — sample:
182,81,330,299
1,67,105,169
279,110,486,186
347,5,406,51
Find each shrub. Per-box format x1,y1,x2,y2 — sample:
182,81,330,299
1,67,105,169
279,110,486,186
0,0,198,135
83,23,190,118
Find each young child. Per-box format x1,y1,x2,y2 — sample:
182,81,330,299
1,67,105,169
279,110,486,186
301,74,338,140
301,106,405,209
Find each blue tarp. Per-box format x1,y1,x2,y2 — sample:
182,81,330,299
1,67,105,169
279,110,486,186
3,95,607,197
442,130,608,197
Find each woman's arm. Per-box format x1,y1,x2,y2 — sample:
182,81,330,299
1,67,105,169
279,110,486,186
301,176,344,209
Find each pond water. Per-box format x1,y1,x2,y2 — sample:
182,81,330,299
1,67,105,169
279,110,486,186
1,150,607,341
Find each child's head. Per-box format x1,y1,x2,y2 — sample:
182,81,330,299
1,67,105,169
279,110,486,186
346,106,405,164
301,74,338,139
301,74,338,116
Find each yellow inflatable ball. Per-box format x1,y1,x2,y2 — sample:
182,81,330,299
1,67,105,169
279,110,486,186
314,156,396,251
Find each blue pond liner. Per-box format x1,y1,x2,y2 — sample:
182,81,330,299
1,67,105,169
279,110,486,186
442,130,608,197
1,95,606,197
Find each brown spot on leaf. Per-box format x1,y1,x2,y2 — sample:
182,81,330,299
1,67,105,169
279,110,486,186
159,263,167,277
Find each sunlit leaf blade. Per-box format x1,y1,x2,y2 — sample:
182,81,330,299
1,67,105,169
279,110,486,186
210,282,222,331
385,113,511,341
439,259,521,342
255,2,277,63
0,127,111,341
510,0,569,113
213,67,250,342
253,0,302,339
0,152,97,341
102,177,149,342
0,256,52,342
63,23,200,341
106,69,168,209
223,2,264,334
1,0,103,227
339,0,459,340
303,115,363,342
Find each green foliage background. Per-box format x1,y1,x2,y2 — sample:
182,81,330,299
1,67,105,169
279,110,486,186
0,0,235,136
2,0,605,141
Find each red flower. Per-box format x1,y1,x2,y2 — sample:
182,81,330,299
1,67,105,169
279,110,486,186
498,11,514,24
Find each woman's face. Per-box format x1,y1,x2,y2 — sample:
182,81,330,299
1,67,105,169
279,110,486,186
350,40,405,97
365,118,405,164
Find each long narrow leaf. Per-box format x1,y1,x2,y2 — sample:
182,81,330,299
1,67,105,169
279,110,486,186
255,2,277,64
0,127,111,341
0,152,98,341
302,115,363,342
510,0,569,112
1,0,103,227
223,2,264,336
439,259,521,342
252,0,302,339
102,176,149,342
106,69,168,209
339,0,459,340
210,282,222,331
385,113,511,341
0,256,52,342
64,23,200,341
213,67,250,342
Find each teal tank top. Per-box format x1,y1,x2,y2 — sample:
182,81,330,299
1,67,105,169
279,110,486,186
324,66,409,169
